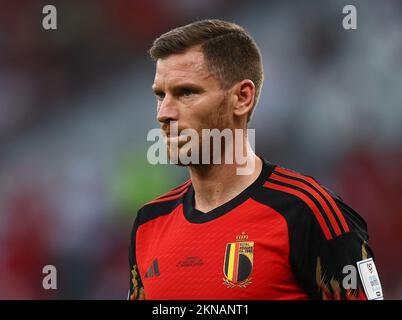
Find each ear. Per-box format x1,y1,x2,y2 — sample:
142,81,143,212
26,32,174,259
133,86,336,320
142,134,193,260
232,80,255,119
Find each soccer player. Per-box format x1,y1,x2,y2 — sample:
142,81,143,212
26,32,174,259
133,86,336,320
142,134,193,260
128,19,383,300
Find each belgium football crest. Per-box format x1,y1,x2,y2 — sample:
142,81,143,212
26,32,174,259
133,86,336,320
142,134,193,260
223,232,254,288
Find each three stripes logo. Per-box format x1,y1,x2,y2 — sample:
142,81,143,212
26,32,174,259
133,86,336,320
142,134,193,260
144,259,160,278
264,167,350,240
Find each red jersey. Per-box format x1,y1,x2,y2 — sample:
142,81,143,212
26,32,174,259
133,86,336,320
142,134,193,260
129,159,380,300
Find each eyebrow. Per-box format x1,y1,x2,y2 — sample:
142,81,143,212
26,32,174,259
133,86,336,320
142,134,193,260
152,83,205,95
152,85,164,95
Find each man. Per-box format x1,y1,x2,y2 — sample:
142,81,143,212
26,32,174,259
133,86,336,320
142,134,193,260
128,19,383,300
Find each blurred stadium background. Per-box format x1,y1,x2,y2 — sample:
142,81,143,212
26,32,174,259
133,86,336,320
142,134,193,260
0,0,401,299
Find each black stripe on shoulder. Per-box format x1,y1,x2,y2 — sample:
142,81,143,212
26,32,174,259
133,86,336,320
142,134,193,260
266,177,337,238
156,180,191,200
137,190,188,226
251,185,305,222
251,185,336,239
272,171,346,234
171,179,191,191
332,196,368,235
152,180,191,200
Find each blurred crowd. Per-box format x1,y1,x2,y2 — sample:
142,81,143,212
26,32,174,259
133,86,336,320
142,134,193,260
0,0,401,299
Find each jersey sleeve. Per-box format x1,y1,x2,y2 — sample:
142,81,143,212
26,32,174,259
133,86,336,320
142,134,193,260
290,189,382,300
128,211,145,300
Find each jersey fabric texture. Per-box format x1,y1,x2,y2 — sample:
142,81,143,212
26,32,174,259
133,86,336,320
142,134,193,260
129,159,375,300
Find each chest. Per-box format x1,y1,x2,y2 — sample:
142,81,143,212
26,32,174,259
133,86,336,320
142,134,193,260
136,202,307,299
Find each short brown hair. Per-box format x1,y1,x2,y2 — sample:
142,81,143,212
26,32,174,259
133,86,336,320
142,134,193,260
149,19,264,123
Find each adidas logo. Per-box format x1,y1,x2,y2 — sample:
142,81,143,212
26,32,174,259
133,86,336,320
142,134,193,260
144,258,160,278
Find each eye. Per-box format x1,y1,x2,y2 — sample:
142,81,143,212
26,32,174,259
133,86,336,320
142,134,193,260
155,91,165,101
180,88,194,97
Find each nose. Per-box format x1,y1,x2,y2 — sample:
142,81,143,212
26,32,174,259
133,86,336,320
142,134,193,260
157,95,179,124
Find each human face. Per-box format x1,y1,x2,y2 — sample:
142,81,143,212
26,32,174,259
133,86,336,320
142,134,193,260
152,47,233,165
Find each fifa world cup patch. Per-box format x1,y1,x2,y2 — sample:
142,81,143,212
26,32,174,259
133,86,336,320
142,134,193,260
356,258,383,300
223,232,254,288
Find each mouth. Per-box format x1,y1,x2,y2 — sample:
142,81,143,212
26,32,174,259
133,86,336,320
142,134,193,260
165,132,178,138
163,130,191,146
162,127,182,138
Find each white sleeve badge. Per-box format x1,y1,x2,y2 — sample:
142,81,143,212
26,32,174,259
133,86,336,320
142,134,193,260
356,258,384,300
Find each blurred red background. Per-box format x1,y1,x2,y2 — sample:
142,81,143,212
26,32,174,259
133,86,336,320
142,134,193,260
0,0,401,299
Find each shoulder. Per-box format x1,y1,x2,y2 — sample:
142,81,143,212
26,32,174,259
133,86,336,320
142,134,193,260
255,164,367,241
135,179,192,227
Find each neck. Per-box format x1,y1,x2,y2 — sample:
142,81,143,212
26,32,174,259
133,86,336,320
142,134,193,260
188,146,263,213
